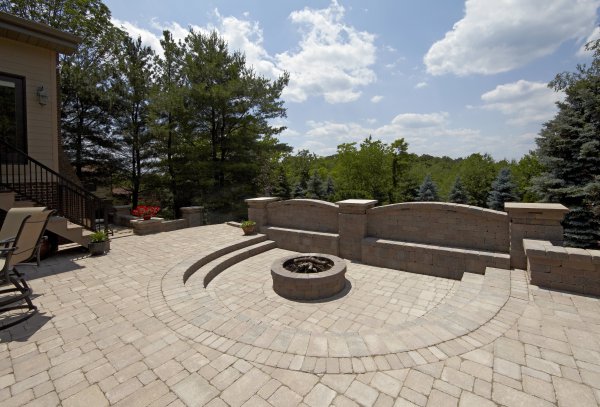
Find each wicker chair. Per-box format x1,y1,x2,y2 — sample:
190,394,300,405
0,208,54,330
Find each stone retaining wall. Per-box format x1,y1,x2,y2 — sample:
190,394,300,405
246,198,569,278
367,202,509,252
524,239,600,296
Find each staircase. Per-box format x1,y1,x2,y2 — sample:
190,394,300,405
0,191,93,247
0,139,107,248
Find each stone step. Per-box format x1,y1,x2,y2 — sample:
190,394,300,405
182,234,268,283
188,239,277,288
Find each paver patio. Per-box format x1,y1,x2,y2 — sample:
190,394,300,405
1,224,600,406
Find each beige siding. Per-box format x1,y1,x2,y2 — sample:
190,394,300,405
0,37,58,171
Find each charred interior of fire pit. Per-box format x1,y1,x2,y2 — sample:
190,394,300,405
283,256,334,274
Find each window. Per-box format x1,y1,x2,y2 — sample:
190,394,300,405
0,73,27,157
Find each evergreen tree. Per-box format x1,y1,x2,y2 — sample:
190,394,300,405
448,176,469,204
150,30,186,217
272,167,291,199
306,171,324,199
325,176,335,200
112,36,155,208
292,182,305,198
487,168,519,210
532,39,600,248
182,30,289,214
418,175,439,201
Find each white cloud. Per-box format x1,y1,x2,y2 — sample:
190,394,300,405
112,18,163,52
481,80,563,125
577,26,600,56
111,1,376,104
303,112,485,157
424,0,600,76
415,81,428,89
276,1,377,103
370,95,383,103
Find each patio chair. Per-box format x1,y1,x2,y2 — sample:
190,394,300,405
0,208,54,330
0,206,48,266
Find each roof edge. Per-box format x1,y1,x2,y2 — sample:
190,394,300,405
0,11,81,54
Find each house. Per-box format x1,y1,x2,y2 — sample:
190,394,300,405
0,11,101,247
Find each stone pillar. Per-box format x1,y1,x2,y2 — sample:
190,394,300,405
337,199,377,261
180,206,204,227
505,203,569,269
245,197,279,233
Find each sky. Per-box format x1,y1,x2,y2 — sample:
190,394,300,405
104,0,600,160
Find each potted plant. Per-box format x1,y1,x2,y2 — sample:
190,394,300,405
131,205,161,220
88,230,110,255
241,220,257,235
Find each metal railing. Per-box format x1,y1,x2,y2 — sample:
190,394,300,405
0,138,106,232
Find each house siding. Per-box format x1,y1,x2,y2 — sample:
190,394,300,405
0,37,59,171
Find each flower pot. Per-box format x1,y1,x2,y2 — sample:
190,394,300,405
143,215,152,220
89,240,109,256
242,225,256,235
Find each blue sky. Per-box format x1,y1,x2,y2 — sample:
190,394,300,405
104,0,600,160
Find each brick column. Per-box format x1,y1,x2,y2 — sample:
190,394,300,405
505,203,569,269
245,197,279,233
180,206,204,227
337,199,377,261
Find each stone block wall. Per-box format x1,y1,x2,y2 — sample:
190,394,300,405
246,198,570,279
366,203,509,252
524,239,600,296
266,199,339,233
505,203,569,269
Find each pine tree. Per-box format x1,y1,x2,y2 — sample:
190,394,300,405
306,171,324,199
417,175,439,201
487,168,519,210
272,167,291,199
532,39,600,248
448,176,469,204
292,182,305,198
325,176,335,200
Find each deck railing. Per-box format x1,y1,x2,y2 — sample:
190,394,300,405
0,138,106,231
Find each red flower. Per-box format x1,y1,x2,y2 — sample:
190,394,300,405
131,205,160,218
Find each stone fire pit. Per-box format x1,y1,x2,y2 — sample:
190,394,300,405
271,253,347,300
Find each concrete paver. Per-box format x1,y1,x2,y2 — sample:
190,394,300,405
0,224,599,406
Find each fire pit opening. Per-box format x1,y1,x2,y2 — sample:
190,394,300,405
283,256,334,274
272,253,347,301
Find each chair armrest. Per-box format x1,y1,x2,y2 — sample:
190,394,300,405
0,246,17,253
0,236,16,245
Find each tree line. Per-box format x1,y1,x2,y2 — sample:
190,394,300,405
2,1,598,248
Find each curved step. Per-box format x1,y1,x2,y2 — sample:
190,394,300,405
182,234,268,282
187,240,277,288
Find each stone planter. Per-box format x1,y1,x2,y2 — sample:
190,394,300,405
89,240,110,256
131,217,164,235
242,224,256,235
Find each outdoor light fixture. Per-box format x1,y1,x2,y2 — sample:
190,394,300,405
36,86,48,105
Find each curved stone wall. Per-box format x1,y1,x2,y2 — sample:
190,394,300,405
267,199,339,233
367,202,509,252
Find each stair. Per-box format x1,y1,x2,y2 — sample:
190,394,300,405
0,191,91,248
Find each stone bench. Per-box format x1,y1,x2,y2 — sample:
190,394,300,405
264,226,339,256
362,237,510,279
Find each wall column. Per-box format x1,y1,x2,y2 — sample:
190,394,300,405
505,203,569,269
245,197,279,233
337,199,377,261
180,206,204,227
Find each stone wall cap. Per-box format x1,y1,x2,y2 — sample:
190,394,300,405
336,199,378,206
504,203,569,213
180,206,203,212
245,197,280,207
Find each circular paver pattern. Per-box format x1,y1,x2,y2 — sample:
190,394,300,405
203,249,458,334
149,243,525,374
